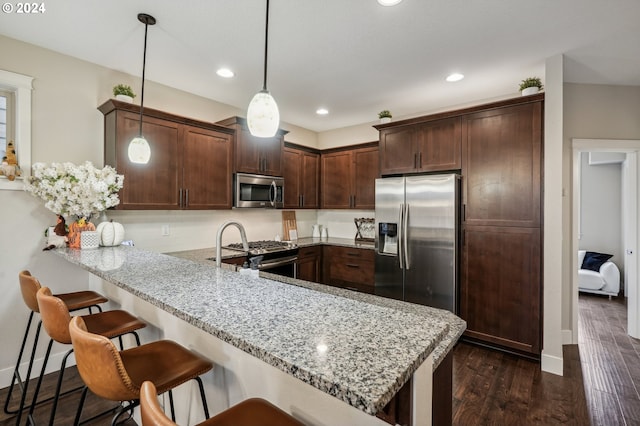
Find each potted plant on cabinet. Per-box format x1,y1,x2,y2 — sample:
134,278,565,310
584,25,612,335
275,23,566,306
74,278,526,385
378,110,392,123
113,84,136,103
519,77,543,96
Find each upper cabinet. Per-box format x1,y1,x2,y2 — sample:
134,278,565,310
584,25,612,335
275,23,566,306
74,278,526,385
377,117,461,175
99,100,234,210
462,102,542,228
283,145,320,209
216,116,288,177
321,144,379,209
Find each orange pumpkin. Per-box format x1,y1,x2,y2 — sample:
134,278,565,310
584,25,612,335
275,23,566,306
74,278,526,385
67,220,96,249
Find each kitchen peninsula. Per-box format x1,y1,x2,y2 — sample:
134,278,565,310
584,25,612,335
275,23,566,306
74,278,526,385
52,245,465,426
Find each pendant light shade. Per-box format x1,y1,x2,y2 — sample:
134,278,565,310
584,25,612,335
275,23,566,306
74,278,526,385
128,13,156,164
128,136,151,164
247,0,279,138
247,90,280,138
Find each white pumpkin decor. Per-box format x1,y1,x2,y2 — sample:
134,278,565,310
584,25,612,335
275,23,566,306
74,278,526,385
96,220,125,247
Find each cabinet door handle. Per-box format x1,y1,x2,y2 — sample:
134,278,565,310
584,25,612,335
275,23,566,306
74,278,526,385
418,152,422,168
346,252,360,257
346,264,360,268
179,188,183,207
414,153,418,169
185,189,189,207
301,194,304,207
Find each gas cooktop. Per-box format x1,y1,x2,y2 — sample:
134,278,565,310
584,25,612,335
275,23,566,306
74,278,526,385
224,240,298,255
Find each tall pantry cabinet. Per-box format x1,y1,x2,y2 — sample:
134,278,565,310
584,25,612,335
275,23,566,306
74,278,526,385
460,96,543,356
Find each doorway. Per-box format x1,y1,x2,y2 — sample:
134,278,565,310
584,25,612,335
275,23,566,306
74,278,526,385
572,138,640,340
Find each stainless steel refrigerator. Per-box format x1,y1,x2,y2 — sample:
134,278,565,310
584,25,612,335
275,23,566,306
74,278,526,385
375,174,460,313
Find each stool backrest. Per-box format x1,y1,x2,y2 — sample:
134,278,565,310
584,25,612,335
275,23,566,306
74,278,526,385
37,287,73,344
19,270,41,313
140,381,178,426
69,316,139,401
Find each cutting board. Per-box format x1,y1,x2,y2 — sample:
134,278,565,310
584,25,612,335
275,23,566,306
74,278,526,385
282,211,298,240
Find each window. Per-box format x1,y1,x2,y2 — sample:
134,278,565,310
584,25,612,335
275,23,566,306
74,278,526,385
0,89,15,159
0,69,33,190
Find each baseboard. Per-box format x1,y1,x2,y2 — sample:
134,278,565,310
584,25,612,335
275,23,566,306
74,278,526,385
0,350,76,389
562,329,574,345
541,350,564,376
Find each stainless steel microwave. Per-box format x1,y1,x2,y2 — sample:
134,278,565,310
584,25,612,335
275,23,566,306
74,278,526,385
234,173,284,208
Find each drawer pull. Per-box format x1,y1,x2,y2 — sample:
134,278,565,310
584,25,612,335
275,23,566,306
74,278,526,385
346,264,360,268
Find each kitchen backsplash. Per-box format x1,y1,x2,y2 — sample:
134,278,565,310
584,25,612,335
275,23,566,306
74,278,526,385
106,209,373,253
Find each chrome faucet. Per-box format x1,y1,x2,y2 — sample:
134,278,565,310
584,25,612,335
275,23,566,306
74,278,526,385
215,221,249,267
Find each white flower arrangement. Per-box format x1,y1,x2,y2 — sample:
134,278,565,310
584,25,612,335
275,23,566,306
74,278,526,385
24,161,124,219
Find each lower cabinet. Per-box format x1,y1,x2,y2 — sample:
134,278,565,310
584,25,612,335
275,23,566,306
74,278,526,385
322,246,375,293
296,246,322,282
461,226,541,355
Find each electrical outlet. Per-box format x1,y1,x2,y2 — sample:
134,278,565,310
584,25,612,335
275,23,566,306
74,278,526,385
161,225,170,236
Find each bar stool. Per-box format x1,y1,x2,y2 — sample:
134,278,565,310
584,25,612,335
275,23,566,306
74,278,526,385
4,270,108,424
28,286,147,425
69,316,214,425
140,381,305,426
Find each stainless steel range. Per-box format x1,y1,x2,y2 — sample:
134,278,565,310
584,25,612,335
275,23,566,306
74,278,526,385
224,240,299,277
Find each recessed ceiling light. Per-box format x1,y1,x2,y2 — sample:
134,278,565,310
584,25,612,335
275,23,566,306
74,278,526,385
446,73,464,82
316,108,329,115
378,0,403,5
216,68,234,78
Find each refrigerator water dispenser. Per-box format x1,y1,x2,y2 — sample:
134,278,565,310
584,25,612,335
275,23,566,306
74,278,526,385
378,222,398,255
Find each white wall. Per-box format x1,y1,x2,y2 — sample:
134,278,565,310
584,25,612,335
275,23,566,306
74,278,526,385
563,83,640,339
579,152,624,273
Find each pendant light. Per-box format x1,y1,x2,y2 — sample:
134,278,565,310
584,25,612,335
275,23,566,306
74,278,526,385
247,0,280,138
128,13,156,164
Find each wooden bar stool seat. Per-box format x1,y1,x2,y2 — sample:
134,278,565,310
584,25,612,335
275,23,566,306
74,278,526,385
28,286,147,425
140,381,305,426
4,270,108,424
69,316,214,425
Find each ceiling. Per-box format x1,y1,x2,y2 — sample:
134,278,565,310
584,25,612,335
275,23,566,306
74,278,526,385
1,0,639,132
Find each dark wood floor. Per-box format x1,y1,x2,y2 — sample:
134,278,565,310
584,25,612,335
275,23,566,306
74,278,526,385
0,366,135,426
2,293,638,425
579,293,640,425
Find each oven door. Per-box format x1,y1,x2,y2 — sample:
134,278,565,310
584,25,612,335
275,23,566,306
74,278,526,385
257,255,298,278
234,173,284,208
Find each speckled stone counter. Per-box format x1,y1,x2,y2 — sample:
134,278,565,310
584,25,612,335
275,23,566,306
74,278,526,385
169,241,465,371
52,245,453,417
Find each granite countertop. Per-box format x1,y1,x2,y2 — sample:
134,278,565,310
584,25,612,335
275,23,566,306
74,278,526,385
52,245,456,416
169,241,465,371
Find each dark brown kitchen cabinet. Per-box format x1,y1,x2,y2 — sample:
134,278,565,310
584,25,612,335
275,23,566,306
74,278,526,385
283,145,320,209
462,102,542,228
321,144,379,209
322,246,375,293
182,125,234,209
99,100,235,210
460,96,543,357
216,116,288,176
378,117,461,175
461,226,541,354
296,246,322,282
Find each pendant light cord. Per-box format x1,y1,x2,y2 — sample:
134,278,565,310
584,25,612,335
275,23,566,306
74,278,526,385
262,0,270,92
139,20,149,137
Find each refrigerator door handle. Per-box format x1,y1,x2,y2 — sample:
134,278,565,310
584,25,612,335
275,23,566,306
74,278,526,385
398,204,404,270
404,203,410,269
